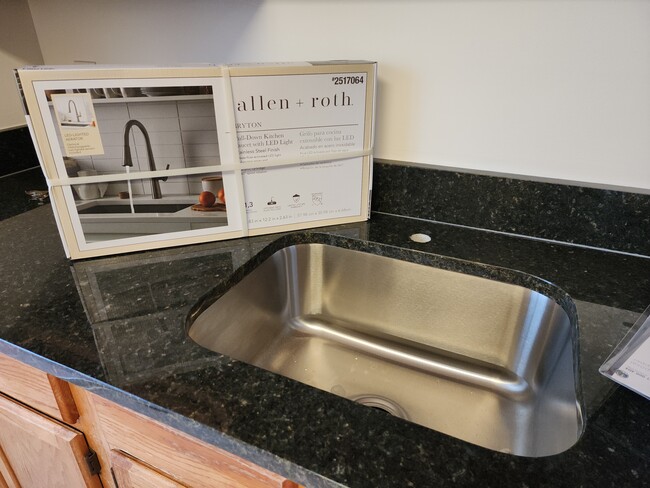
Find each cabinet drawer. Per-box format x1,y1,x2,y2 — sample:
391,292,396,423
0,352,78,424
91,393,296,488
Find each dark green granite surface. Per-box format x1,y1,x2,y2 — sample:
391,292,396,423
1,205,649,487
373,161,650,256
0,167,48,220
0,126,39,175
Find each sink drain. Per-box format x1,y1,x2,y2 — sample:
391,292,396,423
352,395,409,420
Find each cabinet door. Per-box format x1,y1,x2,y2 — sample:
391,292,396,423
111,450,187,488
0,445,20,488
0,393,101,488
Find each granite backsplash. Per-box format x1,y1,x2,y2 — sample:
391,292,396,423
372,160,650,257
0,127,46,220
0,126,39,176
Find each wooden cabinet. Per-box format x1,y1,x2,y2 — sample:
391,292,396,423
110,450,188,488
0,353,78,424
0,393,101,488
0,352,303,488
0,443,21,488
86,391,294,488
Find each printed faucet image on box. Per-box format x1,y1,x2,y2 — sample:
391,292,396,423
15,62,376,259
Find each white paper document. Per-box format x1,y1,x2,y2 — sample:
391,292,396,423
600,306,650,400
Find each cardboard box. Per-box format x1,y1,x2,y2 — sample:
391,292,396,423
15,62,376,259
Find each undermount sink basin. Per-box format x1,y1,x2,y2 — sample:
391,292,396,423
187,242,583,457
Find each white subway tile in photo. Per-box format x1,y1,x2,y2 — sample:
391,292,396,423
131,130,183,147
181,130,218,145
91,158,127,173
134,144,184,159
91,144,127,159
180,116,217,132
97,132,127,147
94,104,129,121
127,102,179,119
98,118,132,133
177,100,216,117
158,180,190,196
183,143,219,158
125,117,180,132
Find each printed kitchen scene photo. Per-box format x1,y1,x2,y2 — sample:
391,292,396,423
47,84,230,243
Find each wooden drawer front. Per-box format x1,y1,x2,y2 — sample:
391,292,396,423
0,352,79,424
0,353,57,420
92,393,289,488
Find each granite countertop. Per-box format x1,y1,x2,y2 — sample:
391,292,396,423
1,205,649,487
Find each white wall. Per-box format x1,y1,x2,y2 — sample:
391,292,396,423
26,0,650,191
0,0,43,130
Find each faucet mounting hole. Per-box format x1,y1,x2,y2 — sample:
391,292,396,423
410,233,431,243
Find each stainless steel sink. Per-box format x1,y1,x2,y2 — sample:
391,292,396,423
188,243,583,457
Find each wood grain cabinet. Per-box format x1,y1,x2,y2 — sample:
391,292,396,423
84,391,297,488
0,393,101,488
0,352,302,488
110,450,188,488
0,353,101,488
